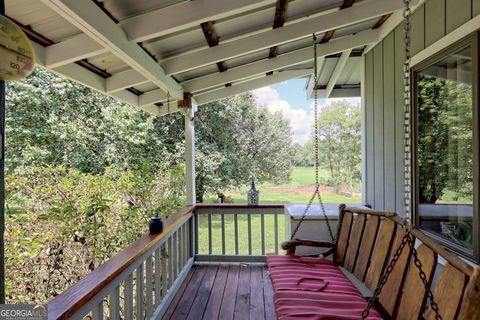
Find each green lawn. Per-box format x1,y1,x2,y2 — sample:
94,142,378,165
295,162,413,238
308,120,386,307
205,167,361,204
197,213,287,255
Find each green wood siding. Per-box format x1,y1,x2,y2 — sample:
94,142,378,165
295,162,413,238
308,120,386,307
363,0,477,215
373,44,384,210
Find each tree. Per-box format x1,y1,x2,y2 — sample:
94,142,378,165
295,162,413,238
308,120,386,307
194,93,293,202
312,100,361,193
417,74,472,203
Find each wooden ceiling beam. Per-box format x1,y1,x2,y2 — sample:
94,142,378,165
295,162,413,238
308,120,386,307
201,21,230,86
183,29,378,93
268,0,289,60
41,0,183,98
308,0,355,97
162,0,411,76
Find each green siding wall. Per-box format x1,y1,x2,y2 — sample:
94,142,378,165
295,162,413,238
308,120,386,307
363,0,479,214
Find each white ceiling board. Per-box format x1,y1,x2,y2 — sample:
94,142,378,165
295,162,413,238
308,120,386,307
7,0,80,42
142,29,207,60
174,64,220,83
87,53,129,75
317,58,338,85
336,58,361,85
102,0,186,21
224,50,269,70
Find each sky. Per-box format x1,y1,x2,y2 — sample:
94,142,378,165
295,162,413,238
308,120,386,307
252,78,360,145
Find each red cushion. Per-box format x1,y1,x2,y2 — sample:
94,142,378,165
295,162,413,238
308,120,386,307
267,256,361,296
274,291,383,320
267,255,384,320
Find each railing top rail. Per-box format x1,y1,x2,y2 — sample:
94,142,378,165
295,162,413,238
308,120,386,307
47,205,195,320
195,203,285,209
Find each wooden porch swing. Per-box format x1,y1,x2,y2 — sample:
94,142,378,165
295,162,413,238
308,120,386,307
270,1,480,319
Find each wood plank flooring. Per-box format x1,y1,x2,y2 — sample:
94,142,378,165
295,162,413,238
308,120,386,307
165,264,275,320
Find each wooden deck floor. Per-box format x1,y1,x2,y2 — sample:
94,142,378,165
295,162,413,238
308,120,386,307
164,263,276,320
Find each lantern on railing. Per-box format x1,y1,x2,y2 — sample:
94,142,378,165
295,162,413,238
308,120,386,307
247,180,260,205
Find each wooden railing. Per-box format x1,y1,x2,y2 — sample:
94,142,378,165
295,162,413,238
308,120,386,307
47,204,286,319
194,204,286,262
48,206,196,320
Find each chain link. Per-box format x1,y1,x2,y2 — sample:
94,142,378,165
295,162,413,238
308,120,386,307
290,34,335,242
361,228,442,319
362,1,442,318
403,0,412,223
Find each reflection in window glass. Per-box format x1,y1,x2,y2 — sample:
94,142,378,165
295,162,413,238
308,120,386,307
416,46,473,251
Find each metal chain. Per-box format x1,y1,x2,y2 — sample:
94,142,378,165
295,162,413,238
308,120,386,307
361,231,411,319
290,34,335,242
362,1,442,318
361,228,442,319
403,0,412,223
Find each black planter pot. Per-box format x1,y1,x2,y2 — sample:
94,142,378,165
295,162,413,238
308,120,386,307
149,215,164,234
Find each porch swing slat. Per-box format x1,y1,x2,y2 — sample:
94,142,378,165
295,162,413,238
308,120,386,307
397,244,437,320
365,219,396,290
344,214,367,272
334,211,353,265
427,263,468,320
353,215,380,281
378,228,414,317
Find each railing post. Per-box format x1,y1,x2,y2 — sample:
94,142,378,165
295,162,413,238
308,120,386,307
184,105,196,205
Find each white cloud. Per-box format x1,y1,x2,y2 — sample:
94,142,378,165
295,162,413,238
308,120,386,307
252,86,361,145
252,86,312,145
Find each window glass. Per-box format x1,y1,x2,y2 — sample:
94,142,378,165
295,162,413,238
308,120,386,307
416,45,473,251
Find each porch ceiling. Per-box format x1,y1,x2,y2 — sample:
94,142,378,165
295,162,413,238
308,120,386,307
6,0,421,115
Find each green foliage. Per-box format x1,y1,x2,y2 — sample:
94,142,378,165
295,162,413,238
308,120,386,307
5,165,184,303
4,67,294,303
312,100,361,194
417,75,473,203
194,93,293,202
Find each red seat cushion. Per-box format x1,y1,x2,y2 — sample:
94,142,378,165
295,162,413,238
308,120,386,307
267,255,384,320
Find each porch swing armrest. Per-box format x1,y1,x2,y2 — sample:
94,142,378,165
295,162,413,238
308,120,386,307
282,239,335,255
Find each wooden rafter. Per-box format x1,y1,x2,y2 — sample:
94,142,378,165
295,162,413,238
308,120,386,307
320,1,355,44
268,0,288,60
307,0,355,97
373,13,393,29
200,21,228,73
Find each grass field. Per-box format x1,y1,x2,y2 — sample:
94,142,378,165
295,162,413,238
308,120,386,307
197,214,286,254
205,167,361,204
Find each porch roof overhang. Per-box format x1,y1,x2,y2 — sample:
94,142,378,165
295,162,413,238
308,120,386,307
6,0,422,116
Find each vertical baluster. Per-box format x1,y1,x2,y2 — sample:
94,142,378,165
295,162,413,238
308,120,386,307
109,286,120,320
234,213,239,255
208,213,212,254
248,213,252,255
136,264,144,319
124,274,134,320
91,301,104,320
161,244,168,297
168,237,173,287
179,226,184,269
261,214,265,255
173,232,178,280
146,256,153,318
183,223,188,264
154,248,161,306
221,213,226,255
194,213,199,255
274,214,279,254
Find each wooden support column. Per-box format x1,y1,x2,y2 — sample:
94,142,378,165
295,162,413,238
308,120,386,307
0,0,6,304
184,103,196,205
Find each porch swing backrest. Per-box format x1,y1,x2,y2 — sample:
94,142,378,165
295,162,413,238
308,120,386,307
329,205,478,319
